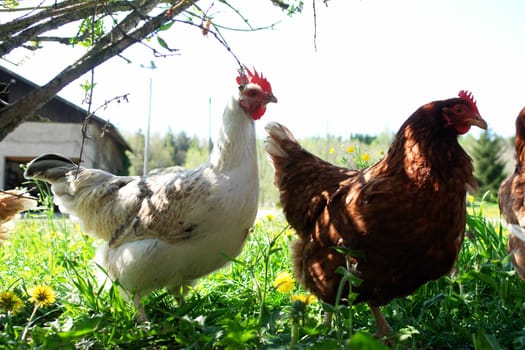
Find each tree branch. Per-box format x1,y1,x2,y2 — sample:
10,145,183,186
0,1,136,37
0,1,142,56
0,0,196,140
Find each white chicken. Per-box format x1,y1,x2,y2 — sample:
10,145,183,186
24,67,277,320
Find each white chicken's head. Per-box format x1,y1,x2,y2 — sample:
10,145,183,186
237,67,277,120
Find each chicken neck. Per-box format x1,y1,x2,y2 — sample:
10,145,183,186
376,120,474,190
208,95,258,175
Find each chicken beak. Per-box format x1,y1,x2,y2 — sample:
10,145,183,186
265,93,278,104
470,114,488,130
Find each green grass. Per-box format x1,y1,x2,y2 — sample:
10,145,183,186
1,202,524,349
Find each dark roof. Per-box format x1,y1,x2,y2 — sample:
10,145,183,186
0,64,131,152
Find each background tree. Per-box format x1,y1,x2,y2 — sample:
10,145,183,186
163,128,177,164
173,130,191,166
126,129,145,176
471,129,507,202
183,136,209,169
0,0,303,141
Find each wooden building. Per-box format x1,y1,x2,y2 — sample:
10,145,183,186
0,65,131,190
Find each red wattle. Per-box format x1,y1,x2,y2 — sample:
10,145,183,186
251,106,266,120
455,124,471,135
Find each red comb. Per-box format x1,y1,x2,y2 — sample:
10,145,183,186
236,66,272,93
458,90,479,114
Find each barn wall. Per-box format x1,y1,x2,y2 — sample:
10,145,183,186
0,122,127,188
0,66,131,190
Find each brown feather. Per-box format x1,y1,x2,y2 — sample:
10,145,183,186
498,107,525,280
0,190,37,246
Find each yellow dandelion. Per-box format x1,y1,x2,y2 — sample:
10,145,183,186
291,294,316,305
0,291,24,314
329,147,335,155
284,228,295,238
467,195,475,204
44,231,60,240
362,152,370,162
273,271,295,294
346,146,355,154
28,285,56,307
265,213,275,221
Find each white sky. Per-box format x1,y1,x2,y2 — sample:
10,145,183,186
2,0,525,139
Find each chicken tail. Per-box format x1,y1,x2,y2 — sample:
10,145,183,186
265,121,325,174
265,122,349,233
264,122,300,159
24,153,77,183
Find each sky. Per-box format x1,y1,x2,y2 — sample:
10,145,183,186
2,0,525,140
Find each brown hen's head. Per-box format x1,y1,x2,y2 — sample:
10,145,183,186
440,90,487,134
237,67,277,120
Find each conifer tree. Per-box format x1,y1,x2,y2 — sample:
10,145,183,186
126,130,145,176
471,130,506,202
173,131,191,166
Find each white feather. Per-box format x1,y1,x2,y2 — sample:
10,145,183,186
508,224,525,243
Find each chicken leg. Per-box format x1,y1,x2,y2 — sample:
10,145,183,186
134,292,148,323
369,304,393,338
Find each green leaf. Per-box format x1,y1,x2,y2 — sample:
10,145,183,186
469,271,498,290
347,332,389,350
159,21,174,31
472,329,505,350
157,36,169,50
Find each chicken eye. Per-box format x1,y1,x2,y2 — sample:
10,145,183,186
246,89,258,97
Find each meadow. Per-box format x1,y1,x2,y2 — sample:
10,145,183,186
1,199,524,349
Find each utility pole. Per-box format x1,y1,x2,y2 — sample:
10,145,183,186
140,61,156,175
208,97,212,154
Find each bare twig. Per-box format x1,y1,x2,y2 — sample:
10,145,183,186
215,0,254,30
77,93,129,173
76,3,99,177
174,19,244,71
83,95,117,141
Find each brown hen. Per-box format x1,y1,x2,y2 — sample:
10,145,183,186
264,91,487,337
498,107,525,280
